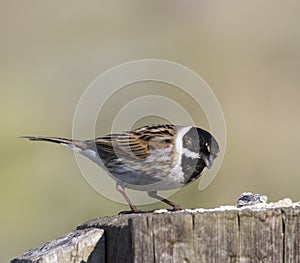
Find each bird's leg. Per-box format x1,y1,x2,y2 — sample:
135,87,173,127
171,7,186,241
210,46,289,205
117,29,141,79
148,191,182,211
116,184,140,213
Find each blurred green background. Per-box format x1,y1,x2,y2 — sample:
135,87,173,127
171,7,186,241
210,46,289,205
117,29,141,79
1,1,300,262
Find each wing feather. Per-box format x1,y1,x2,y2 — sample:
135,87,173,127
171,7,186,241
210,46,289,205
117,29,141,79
93,124,176,160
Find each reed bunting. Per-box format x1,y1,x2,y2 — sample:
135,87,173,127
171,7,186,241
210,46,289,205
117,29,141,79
22,124,219,212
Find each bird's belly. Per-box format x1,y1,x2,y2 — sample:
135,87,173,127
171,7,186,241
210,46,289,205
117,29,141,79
107,169,186,191
104,153,186,191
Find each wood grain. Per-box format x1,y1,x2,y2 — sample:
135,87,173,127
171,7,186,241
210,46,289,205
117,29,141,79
11,207,300,263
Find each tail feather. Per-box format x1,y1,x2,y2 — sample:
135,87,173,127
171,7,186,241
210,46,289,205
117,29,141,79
20,136,88,150
20,136,73,144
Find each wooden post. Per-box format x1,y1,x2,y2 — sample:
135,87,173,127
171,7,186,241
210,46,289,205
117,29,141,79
11,207,300,263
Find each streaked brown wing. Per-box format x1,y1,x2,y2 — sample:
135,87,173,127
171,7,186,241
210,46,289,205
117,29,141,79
94,124,177,160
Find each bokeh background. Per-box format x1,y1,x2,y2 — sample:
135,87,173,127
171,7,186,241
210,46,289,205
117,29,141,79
1,1,300,262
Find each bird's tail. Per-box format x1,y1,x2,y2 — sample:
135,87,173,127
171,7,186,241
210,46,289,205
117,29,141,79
20,136,88,150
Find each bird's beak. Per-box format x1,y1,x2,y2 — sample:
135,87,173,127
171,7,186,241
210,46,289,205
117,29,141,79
204,155,214,169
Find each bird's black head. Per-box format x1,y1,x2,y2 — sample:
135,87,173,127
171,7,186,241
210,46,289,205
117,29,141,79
182,127,219,169
197,127,219,169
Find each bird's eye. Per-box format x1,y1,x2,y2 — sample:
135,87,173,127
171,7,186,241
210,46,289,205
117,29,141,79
205,142,211,153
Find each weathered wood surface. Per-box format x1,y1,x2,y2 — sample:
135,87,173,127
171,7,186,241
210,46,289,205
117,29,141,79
11,228,105,263
11,207,300,263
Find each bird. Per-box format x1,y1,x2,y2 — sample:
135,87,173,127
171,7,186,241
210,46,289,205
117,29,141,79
21,124,219,212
